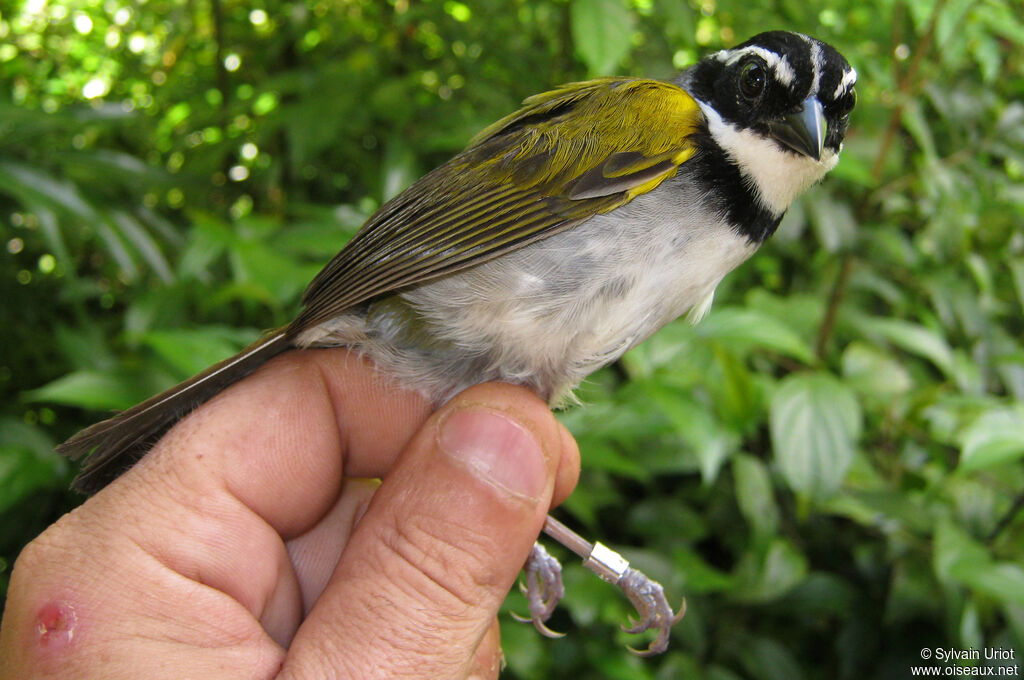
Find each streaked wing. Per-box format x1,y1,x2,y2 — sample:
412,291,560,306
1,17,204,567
291,78,703,331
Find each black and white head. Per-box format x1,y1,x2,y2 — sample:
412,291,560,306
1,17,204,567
680,31,857,216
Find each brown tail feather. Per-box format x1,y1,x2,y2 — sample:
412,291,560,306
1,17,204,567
58,331,293,494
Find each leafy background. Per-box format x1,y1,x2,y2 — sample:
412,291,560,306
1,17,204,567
2,0,1023,677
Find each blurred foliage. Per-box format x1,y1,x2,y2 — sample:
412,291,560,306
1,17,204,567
1,0,1023,677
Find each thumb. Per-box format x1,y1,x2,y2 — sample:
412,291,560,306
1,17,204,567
279,382,568,680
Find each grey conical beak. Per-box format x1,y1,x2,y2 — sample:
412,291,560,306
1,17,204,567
769,97,826,161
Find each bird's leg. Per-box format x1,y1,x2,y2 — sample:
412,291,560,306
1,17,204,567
512,542,566,638
519,515,686,656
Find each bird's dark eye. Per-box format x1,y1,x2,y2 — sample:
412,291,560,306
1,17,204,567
738,61,766,100
836,88,857,117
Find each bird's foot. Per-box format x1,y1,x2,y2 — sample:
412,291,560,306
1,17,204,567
512,542,566,638
517,516,685,654
616,567,687,657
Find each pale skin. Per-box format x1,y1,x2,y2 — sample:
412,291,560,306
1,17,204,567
0,349,580,679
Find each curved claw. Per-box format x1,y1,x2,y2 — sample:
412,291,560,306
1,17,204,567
510,611,531,624
620,617,647,635
627,630,670,658
617,568,687,655
625,602,680,658
672,596,688,625
515,543,566,637
510,611,566,639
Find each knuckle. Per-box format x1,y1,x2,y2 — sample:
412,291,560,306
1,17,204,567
14,512,80,572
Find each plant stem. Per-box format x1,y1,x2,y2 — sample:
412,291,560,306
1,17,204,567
988,491,1024,543
814,0,949,360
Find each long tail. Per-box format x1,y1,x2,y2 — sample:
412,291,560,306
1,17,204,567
58,331,293,495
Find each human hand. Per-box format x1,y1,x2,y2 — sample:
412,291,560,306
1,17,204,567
0,349,580,679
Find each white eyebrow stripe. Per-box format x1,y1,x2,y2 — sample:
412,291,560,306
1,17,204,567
775,57,796,86
715,46,797,87
833,67,858,99
808,40,823,95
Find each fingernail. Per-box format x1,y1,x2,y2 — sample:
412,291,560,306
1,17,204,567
439,407,547,502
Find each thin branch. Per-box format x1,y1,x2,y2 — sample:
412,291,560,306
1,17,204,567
814,0,949,360
870,0,949,180
210,0,229,115
815,255,856,359
988,491,1024,543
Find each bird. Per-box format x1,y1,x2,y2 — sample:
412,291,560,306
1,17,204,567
57,30,857,655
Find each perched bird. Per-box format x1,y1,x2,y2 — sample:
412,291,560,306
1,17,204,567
59,31,857,655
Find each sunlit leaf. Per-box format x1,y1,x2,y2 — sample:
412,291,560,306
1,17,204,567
659,0,694,40
0,160,100,222
934,519,1024,605
644,382,739,483
958,405,1024,472
570,0,635,75
142,326,259,377
805,193,857,252
771,372,862,498
111,210,174,283
25,371,154,410
859,317,956,376
841,341,914,399
229,240,309,303
698,307,816,364
382,138,419,202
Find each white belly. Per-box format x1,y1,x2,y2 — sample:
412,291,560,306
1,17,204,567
298,182,760,405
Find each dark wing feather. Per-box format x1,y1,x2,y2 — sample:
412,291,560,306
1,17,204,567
291,78,703,331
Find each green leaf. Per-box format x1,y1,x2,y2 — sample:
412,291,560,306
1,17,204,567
770,372,862,498
622,319,700,378
142,326,258,378
958,405,1024,471
1009,258,1024,311
644,383,739,483
971,564,1024,608
841,341,914,399
706,344,760,428
270,212,360,259
860,317,956,376
570,0,635,75
733,454,779,538
110,210,174,283
229,240,309,304
675,548,734,593
698,307,816,364
659,0,694,40
934,519,1024,605
732,538,809,602
24,370,152,410
830,152,875,186
382,137,420,202
498,615,547,679
805,193,857,252
0,160,100,222
737,637,805,680
0,419,65,513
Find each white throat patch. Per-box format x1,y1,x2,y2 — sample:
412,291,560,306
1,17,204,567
697,101,838,215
